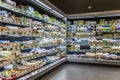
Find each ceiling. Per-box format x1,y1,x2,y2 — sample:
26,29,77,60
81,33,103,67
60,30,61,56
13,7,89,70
46,0,120,15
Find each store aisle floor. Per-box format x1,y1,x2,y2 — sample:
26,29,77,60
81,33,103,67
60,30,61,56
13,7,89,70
39,63,120,80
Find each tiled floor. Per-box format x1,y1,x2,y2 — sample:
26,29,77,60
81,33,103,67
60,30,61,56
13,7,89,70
40,63,120,80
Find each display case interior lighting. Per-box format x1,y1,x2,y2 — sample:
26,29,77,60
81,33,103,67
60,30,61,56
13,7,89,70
31,0,65,18
51,10,64,18
35,0,52,10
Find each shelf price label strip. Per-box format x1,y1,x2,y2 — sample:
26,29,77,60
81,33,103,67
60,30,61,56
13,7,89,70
17,58,66,80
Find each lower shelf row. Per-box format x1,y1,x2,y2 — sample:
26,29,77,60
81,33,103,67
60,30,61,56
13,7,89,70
67,54,120,63
0,52,66,80
67,56,120,66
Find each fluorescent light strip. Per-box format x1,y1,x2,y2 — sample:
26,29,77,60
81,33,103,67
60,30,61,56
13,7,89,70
31,0,50,10
52,10,64,17
31,0,64,18
35,0,51,10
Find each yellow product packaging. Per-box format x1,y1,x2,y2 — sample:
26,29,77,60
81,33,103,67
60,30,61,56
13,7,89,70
110,25,116,31
67,45,75,51
77,21,84,26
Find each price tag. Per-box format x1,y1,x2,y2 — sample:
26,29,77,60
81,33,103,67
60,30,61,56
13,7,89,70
48,65,50,68
31,72,36,76
46,66,49,69
49,64,53,66
39,69,42,72
35,71,39,75
51,63,54,66
57,61,60,63
18,78,24,80
42,67,45,71
36,70,40,73
31,72,34,76
28,74,32,78
49,64,52,67
44,66,48,69
26,76,29,79
54,62,57,65
22,78,25,80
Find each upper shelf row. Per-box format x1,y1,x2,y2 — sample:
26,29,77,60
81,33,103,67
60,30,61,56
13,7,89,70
0,1,66,29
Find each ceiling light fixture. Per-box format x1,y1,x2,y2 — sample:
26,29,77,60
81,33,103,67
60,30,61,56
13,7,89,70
31,0,65,18
52,10,64,17
88,5,92,9
88,0,92,9
35,0,52,10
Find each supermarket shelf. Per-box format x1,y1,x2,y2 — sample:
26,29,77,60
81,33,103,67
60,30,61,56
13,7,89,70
0,5,66,28
40,44,65,49
67,57,120,66
0,0,66,79
0,5,44,22
0,21,29,27
0,61,12,72
17,57,66,80
0,36,36,42
67,43,93,45
0,34,43,38
44,29,58,32
20,48,32,53
45,22,66,29
67,37,94,39
61,27,66,29
67,37,95,39
75,32,95,34
67,51,86,55
26,51,65,61
20,44,65,53
96,31,120,33
96,36,120,39
0,61,11,68
67,50,94,52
